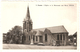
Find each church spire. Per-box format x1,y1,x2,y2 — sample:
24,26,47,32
26,6,30,20
23,5,33,32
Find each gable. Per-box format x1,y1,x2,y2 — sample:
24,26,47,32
44,28,52,35
30,30,44,36
35,30,44,36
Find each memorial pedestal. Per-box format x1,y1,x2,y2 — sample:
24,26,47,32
30,39,33,45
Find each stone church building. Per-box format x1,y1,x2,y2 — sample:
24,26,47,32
23,6,68,46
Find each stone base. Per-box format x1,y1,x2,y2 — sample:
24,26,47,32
30,39,33,45
30,43,34,45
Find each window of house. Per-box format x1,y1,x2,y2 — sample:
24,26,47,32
57,34,59,40
45,34,47,42
74,37,76,39
74,43,76,45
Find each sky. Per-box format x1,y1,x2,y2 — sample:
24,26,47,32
1,2,78,35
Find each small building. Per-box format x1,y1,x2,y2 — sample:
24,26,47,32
23,6,68,46
73,32,77,46
3,33,7,43
68,32,77,46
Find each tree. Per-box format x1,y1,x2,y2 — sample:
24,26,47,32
6,32,12,43
12,26,23,44
6,26,23,44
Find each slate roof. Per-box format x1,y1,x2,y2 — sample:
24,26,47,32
73,32,77,37
33,25,68,33
73,32,77,35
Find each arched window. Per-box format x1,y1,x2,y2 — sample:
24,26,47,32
33,35,35,41
57,34,59,40
60,34,62,40
24,22,26,29
23,22,26,29
45,34,47,42
36,36,38,41
29,36,30,41
63,34,65,40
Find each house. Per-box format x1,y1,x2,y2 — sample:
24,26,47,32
23,6,68,46
3,33,7,43
73,32,77,46
68,32,77,46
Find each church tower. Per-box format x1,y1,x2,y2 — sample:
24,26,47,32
23,6,33,33
22,6,33,44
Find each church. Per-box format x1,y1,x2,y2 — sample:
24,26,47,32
23,6,68,46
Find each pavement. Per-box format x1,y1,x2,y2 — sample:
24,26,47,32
3,44,77,49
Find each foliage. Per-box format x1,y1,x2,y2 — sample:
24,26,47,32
6,26,23,44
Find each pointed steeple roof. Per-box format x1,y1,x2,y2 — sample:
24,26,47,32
26,6,30,18
23,6,31,22
23,5,33,24
26,6,30,20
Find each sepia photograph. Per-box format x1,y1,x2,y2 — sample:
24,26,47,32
1,2,78,50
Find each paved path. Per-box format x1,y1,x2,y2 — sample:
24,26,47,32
3,44,77,49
